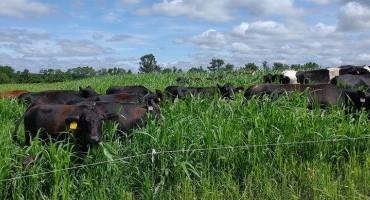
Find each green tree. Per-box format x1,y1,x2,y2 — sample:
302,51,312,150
272,62,290,71
0,65,14,77
19,69,31,83
302,62,320,70
161,68,173,73
139,54,161,73
262,61,269,70
290,64,302,70
188,66,206,73
0,73,11,84
224,63,234,72
244,63,258,71
208,58,225,72
67,66,96,79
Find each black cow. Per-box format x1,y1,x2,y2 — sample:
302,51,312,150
106,85,163,102
18,86,99,107
164,83,242,101
78,94,161,137
331,74,370,91
263,73,279,83
13,103,110,147
106,85,150,96
244,84,369,110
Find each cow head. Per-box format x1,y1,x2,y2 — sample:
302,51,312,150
263,74,277,83
217,83,235,99
143,94,161,119
154,89,164,103
65,104,105,145
279,75,290,84
341,67,370,75
297,73,310,84
343,90,370,111
78,86,99,98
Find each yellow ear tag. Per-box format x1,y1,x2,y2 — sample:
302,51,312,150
69,121,78,130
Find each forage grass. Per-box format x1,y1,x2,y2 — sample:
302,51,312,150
0,72,369,199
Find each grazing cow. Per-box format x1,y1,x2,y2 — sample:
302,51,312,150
0,90,29,99
244,84,369,110
263,74,279,83
106,85,150,96
106,85,163,102
90,93,141,103
18,86,99,107
331,74,370,91
13,103,109,147
296,66,370,84
79,94,161,137
276,66,370,85
164,83,242,101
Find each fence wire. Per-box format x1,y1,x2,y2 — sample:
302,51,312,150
1,135,370,182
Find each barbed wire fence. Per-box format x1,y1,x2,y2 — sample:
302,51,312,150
2,135,370,197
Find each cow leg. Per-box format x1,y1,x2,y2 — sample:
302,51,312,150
24,131,31,146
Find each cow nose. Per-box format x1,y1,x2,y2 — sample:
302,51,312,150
89,135,100,144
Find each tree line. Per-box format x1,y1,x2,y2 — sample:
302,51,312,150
0,53,320,84
0,66,132,84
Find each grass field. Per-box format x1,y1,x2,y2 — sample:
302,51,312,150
0,72,369,199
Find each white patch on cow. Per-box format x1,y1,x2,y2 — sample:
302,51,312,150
148,106,154,111
363,65,370,72
327,67,340,80
360,97,366,103
282,70,297,84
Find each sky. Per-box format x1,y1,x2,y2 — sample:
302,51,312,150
0,0,370,72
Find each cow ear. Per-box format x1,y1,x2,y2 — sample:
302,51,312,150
357,91,366,103
65,115,80,130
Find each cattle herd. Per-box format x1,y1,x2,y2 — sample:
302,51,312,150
1,64,370,156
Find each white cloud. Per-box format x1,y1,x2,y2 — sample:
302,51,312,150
187,18,370,67
311,23,336,35
190,29,226,49
106,33,144,43
232,22,249,37
338,1,370,31
121,0,142,4
103,10,124,23
0,0,51,18
358,53,370,61
139,0,302,22
58,40,112,57
231,42,251,54
305,0,332,5
232,21,289,37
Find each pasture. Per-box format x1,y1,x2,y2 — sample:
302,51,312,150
0,72,369,199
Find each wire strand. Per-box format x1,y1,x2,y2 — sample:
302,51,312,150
2,135,370,182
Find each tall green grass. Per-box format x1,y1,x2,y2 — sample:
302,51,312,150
0,72,369,199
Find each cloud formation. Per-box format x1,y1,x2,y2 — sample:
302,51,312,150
139,0,302,22
0,0,51,18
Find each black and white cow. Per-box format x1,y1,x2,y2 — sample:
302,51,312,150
277,65,370,84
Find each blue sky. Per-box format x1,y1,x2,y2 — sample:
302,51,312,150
0,0,369,72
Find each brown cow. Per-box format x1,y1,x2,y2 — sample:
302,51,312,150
0,90,29,99
13,103,110,148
